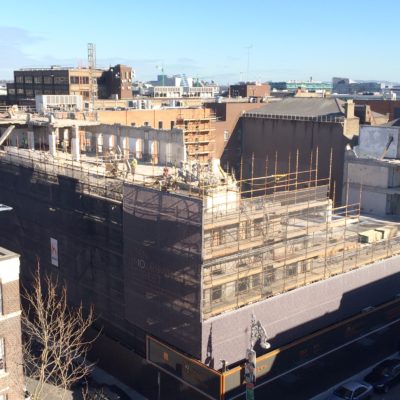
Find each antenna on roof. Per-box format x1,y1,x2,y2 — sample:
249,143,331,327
87,43,97,111
245,45,252,83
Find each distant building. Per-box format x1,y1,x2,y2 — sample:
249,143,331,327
354,104,389,125
229,82,271,98
35,95,84,113
7,64,134,105
221,97,359,204
6,66,103,104
269,81,287,91
98,64,133,100
354,99,400,121
150,85,219,98
344,119,400,215
333,77,381,95
286,80,332,92
150,86,183,98
332,77,351,94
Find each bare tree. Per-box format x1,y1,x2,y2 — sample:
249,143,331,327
22,266,97,399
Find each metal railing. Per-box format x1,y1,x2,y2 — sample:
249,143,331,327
202,234,400,319
243,112,345,123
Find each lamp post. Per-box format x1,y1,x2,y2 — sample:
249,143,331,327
245,314,271,400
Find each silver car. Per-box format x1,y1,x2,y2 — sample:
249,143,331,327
328,381,373,400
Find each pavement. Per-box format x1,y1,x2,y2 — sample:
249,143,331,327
26,363,147,400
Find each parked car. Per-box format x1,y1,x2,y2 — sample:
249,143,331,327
364,358,400,393
327,381,373,399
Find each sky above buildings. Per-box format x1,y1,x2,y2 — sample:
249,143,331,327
1,0,399,83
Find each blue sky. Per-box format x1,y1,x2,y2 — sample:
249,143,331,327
1,0,399,83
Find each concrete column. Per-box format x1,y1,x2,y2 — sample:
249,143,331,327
97,133,103,154
150,140,159,164
27,131,35,150
104,134,114,150
71,125,80,161
143,139,150,160
62,128,69,152
48,128,57,157
120,136,129,159
129,137,136,156
135,138,142,159
56,127,61,147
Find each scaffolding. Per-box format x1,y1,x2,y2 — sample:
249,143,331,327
2,144,400,322
175,110,216,163
200,154,400,319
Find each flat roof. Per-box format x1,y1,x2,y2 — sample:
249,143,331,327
0,116,100,128
245,97,345,118
0,246,19,261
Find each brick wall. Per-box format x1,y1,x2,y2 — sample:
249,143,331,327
2,281,20,315
0,315,24,400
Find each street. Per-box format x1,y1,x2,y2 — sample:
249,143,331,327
229,317,400,399
372,383,400,400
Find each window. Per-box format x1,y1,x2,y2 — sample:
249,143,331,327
17,88,24,95
34,76,42,84
158,121,163,129
25,89,34,97
170,121,175,129
254,220,263,237
43,76,53,84
7,89,15,95
285,263,297,277
211,286,222,302
35,89,43,95
236,277,249,293
54,76,67,84
0,337,5,372
144,122,150,127
212,230,221,246
263,266,275,286
24,76,33,84
211,266,223,276
70,76,79,84
251,273,261,288
240,221,251,240
15,76,23,83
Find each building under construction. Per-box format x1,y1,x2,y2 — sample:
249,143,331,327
1,110,400,399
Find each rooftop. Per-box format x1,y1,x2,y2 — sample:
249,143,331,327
0,246,19,261
244,97,346,118
381,118,400,127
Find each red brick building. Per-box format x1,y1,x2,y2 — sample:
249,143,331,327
229,82,271,98
0,247,24,400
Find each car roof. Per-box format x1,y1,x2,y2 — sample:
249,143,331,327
341,381,367,391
